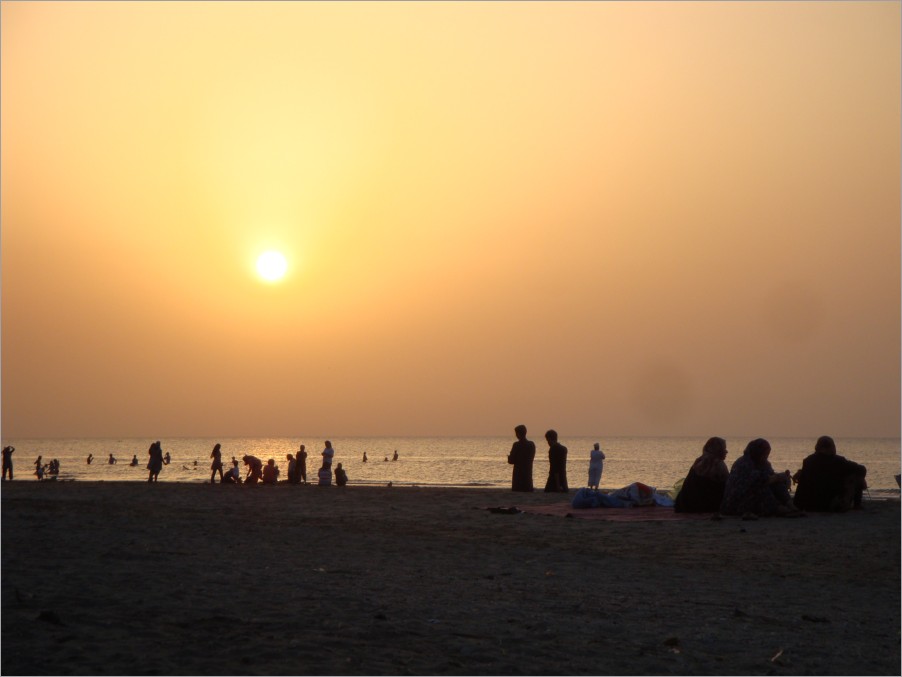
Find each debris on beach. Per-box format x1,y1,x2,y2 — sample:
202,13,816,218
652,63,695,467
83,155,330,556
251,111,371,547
36,610,64,626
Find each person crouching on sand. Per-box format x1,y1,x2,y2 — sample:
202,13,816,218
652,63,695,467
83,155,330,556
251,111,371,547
243,455,263,484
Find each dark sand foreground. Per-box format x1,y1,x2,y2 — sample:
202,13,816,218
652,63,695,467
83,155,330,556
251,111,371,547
2,482,899,676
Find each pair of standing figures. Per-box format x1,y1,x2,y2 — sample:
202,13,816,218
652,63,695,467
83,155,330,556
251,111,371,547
508,425,578,493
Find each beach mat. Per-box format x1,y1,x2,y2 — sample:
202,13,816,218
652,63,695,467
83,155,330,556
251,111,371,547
516,502,714,522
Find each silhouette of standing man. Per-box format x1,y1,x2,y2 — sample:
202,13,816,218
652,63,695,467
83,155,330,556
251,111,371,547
543,429,569,493
2,446,14,481
508,425,535,492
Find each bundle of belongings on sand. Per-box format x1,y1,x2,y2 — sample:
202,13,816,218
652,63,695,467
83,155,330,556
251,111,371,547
571,482,675,509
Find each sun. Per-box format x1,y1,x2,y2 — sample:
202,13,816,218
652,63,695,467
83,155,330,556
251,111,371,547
256,250,288,282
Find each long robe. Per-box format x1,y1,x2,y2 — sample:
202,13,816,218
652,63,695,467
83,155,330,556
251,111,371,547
508,439,535,492
674,465,726,513
544,442,569,493
720,455,787,516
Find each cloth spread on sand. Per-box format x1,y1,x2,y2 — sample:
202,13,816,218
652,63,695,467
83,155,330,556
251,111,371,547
571,484,675,509
518,502,713,522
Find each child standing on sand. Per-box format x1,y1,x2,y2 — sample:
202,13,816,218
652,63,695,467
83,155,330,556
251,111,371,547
588,443,605,490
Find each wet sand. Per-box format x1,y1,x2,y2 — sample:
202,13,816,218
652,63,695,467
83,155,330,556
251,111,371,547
1,482,899,675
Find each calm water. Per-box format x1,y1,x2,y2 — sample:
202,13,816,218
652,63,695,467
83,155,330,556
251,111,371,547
2,436,899,495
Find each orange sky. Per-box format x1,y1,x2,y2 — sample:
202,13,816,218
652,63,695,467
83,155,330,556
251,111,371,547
2,1,899,439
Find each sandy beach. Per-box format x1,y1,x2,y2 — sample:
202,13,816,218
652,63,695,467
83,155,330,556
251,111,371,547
1,482,899,676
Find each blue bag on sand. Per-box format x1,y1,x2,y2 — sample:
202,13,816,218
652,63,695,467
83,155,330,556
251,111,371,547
572,487,601,508
571,488,627,509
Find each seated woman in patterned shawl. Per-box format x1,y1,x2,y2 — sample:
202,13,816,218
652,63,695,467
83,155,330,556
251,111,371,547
674,437,730,513
720,438,799,518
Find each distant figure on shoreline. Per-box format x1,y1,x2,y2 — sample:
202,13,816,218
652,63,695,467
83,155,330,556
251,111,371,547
793,436,867,512
243,455,263,484
48,459,59,476
86,454,93,465
129,455,139,467
544,430,569,493
287,453,298,484
224,459,241,484
335,463,348,487
262,459,279,484
322,441,335,470
35,463,45,481
392,450,398,461
587,443,605,490
34,456,43,474
2,446,14,480
720,438,798,517
147,441,164,482
297,445,308,484
675,437,729,513
363,452,368,463
108,454,117,465
210,443,224,484
508,424,535,492
163,452,171,465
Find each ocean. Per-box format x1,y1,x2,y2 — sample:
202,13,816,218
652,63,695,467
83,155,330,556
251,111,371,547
2,435,899,495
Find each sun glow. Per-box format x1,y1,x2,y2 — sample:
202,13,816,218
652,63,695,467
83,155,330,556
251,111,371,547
256,250,288,282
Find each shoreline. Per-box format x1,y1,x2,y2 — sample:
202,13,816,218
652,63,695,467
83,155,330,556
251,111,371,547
7,478,902,499
2,482,899,675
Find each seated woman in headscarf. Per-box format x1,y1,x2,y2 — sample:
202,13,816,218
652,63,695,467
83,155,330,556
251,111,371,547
793,436,867,512
674,437,729,513
720,438,798,517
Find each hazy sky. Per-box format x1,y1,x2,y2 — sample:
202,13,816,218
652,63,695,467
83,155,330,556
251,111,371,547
2,1,899,439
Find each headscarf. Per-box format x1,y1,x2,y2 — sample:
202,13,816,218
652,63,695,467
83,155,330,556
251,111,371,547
690,436,729,482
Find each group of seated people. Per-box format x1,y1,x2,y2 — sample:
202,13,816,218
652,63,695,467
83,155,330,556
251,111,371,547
317,463,348,486
238,455,348,487
35,458,61,480
674,435,867,517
